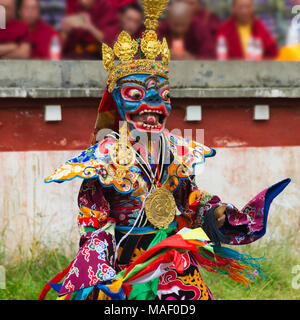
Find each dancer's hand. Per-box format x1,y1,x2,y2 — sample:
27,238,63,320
214,205,227,228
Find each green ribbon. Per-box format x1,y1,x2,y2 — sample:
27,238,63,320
128,225,176,300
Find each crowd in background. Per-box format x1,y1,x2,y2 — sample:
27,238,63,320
0,0,300,60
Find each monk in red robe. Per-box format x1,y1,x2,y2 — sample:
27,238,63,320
61,0,120,59
19,0,60,59
67,0,138,12
66,0,78,14
119,3,144,39
0,0,31,59
111,0,138,11
157,1,215,60
182,0,221,44
217,0,278,60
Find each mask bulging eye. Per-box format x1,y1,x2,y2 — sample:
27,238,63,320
121,86,145,102
129,89,143,100
161,89,170,101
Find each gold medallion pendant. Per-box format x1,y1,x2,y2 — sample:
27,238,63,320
145,187,176,229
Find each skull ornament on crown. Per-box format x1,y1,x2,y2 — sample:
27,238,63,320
93,0,172,142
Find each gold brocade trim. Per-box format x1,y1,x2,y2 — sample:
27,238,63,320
107,59,168,92
109,123,136,184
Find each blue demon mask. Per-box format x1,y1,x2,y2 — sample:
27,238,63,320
112,74,171,134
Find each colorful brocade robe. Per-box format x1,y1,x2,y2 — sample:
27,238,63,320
44,132,290,300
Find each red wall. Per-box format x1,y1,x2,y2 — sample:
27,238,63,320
0,98,299,152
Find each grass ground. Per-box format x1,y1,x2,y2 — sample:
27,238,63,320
0,238,299,300
202,240,300,300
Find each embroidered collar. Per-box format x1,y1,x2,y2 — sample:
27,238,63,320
45,131,215,195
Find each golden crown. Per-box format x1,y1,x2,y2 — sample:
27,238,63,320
102,0,171,92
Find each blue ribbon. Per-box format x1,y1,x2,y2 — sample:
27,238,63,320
115,221,177,235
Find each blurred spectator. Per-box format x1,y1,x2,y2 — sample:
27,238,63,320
157,1,215,60
182,0,220,42
39,0,66,30
217,0,278,60
19,0,60,59
61,0,120,59
119,3,144,38
66,0,139,13
111,0,138,11
66,0,77,14
0,0,31,58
